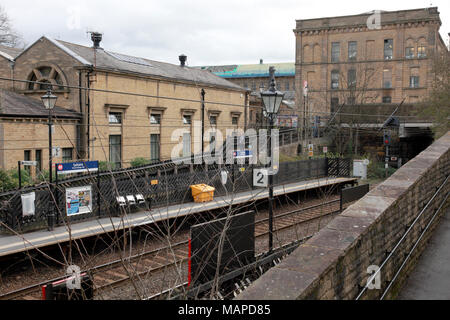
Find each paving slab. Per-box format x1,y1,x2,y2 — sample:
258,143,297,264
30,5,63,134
398,206,450,300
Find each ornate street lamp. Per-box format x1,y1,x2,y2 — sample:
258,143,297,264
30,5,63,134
41,89,57,184
41,88,57,231
260,67,284,252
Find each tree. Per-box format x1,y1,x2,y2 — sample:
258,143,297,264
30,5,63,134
0,5,23,47
419,50,450,139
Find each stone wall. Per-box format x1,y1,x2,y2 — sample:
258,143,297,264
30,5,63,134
236,131,450,300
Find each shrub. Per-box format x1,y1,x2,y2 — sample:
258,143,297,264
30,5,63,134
130,157,150,167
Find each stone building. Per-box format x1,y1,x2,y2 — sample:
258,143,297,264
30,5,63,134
0,35,248,171
0,89,81,177
199,61,297,128
293,7,448,117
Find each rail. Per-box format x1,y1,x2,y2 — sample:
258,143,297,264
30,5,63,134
356,174,449,300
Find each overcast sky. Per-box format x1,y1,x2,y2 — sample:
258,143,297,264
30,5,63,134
2,0,449,66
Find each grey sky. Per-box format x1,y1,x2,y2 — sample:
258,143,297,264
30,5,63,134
2,0,449,66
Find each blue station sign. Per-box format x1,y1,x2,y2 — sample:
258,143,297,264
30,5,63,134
56,161,99,175
233,150,253,159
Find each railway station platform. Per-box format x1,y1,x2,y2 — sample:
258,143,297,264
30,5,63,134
398,206,450,299
0,176,356,258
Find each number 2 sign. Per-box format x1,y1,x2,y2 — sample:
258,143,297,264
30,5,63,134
253,169,268,187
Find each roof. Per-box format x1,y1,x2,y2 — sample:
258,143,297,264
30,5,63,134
0,89,82,119
0,45,23,61
250,90,295,103
295,7,441,31
198,62,295,79
51,38,245,91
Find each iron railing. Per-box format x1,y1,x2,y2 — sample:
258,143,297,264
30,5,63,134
0,157,350,233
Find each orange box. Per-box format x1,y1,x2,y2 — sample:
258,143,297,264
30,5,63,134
190,184,215,203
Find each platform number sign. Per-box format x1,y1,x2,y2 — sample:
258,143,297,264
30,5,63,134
253,168,268,188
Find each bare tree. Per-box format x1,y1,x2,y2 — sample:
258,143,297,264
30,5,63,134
0,5,23,48
418,50,450,139
311,63,379,155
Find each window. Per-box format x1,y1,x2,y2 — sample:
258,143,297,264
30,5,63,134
182,114,192,125
331,98,339,114
382,96,392,103
331,70,339,89
347,69,356,88
27,66,65,91
384,39,393,60
62,148,73,162
150,114,161,124
244,82,248,89
348,41,357,61
331,42,340,62
410,76,419,88
109,135,121,168
24,150,31,174
251,82,256,90
109,112,122,124
35,150,42,173
182,132,191,157
383,69,392,88
285,81,290,90
417,46,426,58
209,115,217,125
150,134,160,161
232,116,239,125
405,47,415,59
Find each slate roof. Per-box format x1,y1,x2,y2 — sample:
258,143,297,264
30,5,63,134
51,39,245,91
198,62,295,79
0,89,82,119
0,45,23,61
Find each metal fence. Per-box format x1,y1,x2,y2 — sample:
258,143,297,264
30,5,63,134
0,157,350,233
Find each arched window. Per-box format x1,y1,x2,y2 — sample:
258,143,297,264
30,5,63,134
27,66,66,91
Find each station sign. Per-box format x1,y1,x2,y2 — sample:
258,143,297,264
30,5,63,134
253,168,268,187
56,161,99,175
233,150,252,159
308,144,314,157
20,161,37,166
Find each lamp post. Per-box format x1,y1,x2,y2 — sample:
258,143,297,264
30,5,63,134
41,89,58,183
260,67,284,252
41,89,57,231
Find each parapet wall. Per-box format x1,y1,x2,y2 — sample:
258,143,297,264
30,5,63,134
237,131,450,300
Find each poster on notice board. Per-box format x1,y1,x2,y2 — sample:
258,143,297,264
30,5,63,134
65,185,92,216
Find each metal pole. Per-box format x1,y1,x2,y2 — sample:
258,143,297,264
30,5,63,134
201,89,205,165
18,161,22,190
268,115,274,252
48,109,53,184
48,108,54,231
97,169,101,216
385,145,389,178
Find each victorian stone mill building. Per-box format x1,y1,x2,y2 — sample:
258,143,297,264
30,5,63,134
293,7,448,159
0,34,248,175
294,6,447,116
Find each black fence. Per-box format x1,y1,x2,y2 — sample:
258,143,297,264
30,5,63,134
0,157,351,233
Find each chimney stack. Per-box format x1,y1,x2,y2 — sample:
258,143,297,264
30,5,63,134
179,54,187,67
91,32,103,49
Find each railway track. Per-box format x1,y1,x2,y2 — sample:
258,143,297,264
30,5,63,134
0,198,343,300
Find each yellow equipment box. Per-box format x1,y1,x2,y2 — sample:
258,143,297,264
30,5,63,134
190,184,215,203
